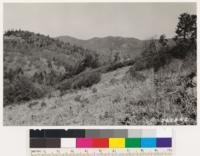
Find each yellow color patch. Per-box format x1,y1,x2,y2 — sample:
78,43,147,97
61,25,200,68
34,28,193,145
109,138,125,148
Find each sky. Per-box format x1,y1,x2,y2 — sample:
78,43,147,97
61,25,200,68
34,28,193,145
4,3,196,40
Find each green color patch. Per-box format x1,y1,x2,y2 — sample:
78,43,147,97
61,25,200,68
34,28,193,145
125,138,141,148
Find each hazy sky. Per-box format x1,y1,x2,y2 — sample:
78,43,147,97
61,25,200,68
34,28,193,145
4,3,196,40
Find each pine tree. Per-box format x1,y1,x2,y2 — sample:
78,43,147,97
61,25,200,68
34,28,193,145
174,13,196,44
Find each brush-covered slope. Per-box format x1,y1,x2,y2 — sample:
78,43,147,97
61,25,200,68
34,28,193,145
4,30,98,105
4,55,196,125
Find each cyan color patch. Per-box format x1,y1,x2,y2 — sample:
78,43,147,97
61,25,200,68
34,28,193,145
141,138,156,148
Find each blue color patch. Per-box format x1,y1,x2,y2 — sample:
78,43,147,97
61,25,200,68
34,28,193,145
141,138,156,148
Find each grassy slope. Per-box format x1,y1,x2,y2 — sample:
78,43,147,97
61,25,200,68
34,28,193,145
4,57,196,125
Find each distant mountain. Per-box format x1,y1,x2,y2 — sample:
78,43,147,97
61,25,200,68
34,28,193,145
57,36,144,64
58,35,85,46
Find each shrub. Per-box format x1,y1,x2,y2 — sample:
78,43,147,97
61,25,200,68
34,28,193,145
57,71,101,92
126,66,146,82
74,95,81,102
72,71,101,89
56,78,72,92
112,95,121,103
40,101,47,108
84,52,99,68
134,38,172,72
133,57,147,71
169,43,195,59
4,76,46,106
92,87,97,93
110,78,118,85
107,59,135,72
135,38,195,73
28,101,39,109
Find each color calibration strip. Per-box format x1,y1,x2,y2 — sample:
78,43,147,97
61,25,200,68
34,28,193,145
30,129,172,148
30,137,172,148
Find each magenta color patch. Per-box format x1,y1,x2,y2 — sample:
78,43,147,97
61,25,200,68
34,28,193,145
76,138,93,148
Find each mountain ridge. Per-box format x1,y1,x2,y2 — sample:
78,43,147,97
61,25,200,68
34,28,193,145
57,35,142,41
57,35,144,65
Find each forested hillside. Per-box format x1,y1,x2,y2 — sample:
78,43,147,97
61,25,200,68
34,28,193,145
4,30,99,105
